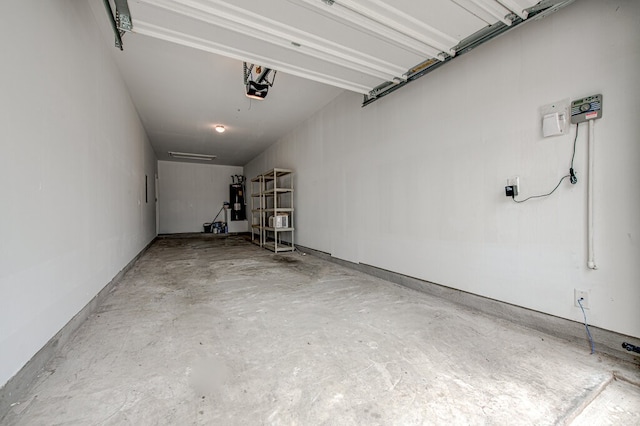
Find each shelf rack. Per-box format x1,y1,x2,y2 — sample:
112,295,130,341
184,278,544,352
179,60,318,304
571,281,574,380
250,174,264,246
251,168,294,252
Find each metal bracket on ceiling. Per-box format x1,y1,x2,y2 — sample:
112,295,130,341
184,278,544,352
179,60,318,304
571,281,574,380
243,63,277,86
362,0,576,106
103,0,133,50
115,0,133,31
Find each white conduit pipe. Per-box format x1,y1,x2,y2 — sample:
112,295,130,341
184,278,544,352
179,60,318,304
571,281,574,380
587,119,597,270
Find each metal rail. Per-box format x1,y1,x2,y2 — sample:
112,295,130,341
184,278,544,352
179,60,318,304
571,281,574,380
102,0,133,50
362,0,576,107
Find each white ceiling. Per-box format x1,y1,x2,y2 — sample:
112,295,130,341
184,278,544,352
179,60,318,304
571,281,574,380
104,32,343,166
90,0,544,166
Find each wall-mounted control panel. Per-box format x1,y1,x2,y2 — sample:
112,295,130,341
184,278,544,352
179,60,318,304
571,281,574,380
571,94,603,124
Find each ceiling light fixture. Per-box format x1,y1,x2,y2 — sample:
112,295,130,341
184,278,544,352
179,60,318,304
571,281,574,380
168,151,216,161
215,125,225,133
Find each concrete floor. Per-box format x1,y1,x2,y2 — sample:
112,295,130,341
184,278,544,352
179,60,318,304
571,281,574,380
2,235,639,425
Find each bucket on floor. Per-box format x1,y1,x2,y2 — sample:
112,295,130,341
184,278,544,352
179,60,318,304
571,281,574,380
203,222,213,233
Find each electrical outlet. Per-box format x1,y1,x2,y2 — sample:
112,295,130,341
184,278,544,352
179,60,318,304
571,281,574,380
505,177,519,197
507,177,519,190
574,289,589,309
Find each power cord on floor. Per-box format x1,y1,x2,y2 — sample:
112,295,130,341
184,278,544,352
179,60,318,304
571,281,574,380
512,123,580,203
577,297,595,354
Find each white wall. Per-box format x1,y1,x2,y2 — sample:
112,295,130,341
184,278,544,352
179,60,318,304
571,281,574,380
0,1,157,387
245,0,640,338
158,161,246,233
